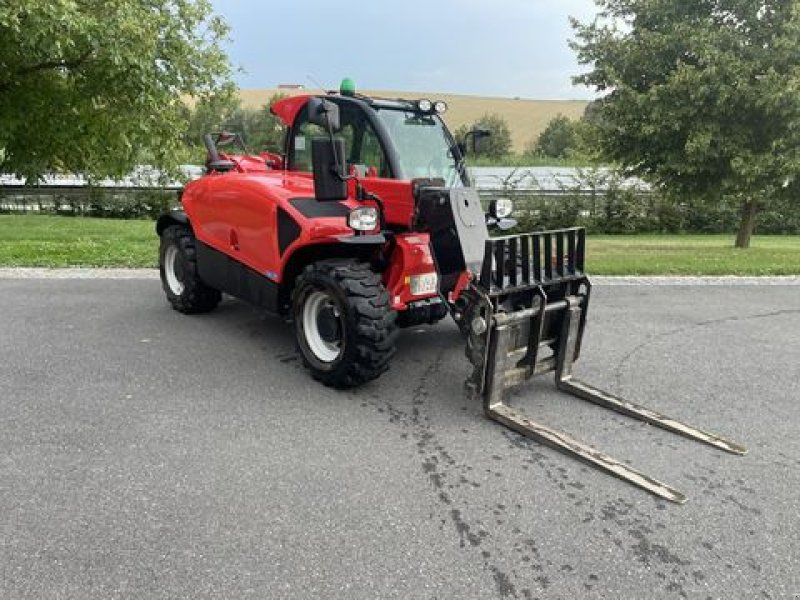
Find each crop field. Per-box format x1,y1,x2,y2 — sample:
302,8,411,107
239,88,588,154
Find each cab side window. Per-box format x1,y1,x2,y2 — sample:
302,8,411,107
290,119,326,172
289,103,391,178
357,125,390,178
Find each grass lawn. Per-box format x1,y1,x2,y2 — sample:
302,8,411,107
587,234,800,275
0,215,798,275
0,215,155,268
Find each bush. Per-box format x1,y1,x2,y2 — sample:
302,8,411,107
182,92,287,164
491,169,800,235
454,113,513,159
1,188,177,219
87,190,175,219
756,197,800,234
527,115,580,159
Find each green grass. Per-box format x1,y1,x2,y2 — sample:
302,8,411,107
0,215,798,275
0,215,156,268
587,234,800,276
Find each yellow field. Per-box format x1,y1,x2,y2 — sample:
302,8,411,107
239,88,588,154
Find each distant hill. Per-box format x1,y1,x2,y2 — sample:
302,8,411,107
239,88,588,154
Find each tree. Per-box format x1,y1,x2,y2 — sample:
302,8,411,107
455,113,513,159
184,93,287,163
183,87,240,148
571,0,800,247
0,0,232,181
528,114,580,158
229,95,287,153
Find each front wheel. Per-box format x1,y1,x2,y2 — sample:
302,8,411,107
292,259,398,388
159,225,221,314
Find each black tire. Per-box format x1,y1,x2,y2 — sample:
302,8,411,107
159,225,221,314
292,259,398,388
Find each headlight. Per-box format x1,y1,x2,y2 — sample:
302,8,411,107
348,207,378,231
434,101,447,114
491,197,514,219
417,99,433,112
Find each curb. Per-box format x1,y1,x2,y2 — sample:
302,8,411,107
591,276,800,286
1,268,798,285
0,268,159,279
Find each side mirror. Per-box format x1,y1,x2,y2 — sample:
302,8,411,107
307,97,347,201
307,97,341,133
470,128,491,154
312,137,348,201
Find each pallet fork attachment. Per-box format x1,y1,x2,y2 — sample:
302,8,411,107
465,228,746,503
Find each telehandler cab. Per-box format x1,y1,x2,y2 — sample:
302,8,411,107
157,81,745,503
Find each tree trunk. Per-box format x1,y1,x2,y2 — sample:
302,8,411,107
735,200,758,249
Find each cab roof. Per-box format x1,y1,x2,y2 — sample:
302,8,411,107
270,93,425,127
270,95,312,127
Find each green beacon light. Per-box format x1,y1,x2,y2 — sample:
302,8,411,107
340,78,356,96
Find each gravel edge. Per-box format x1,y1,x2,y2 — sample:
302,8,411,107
1,268,799,285
0,268,160,279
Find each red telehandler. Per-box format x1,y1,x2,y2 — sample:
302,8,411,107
157,81,745,503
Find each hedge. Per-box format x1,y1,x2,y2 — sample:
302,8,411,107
0,188,177,219
502,190,800,235
3,184,798,235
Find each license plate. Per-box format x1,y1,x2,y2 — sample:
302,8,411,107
410,273,438,296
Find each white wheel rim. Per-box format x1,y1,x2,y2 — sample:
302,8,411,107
302,291,343,363
164,245,185,295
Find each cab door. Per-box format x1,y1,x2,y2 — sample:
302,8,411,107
348,118,415,229
286,100,413,229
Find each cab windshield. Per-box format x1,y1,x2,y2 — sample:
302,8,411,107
376,109,465,188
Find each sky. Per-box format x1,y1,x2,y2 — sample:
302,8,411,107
209,0,600,100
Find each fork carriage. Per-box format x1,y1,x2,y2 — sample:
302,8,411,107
464,227,746,504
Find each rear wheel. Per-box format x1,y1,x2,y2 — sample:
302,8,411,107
159,225,221,314
292,259,398,388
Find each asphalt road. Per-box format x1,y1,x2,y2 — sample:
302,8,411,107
1,278,798,599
